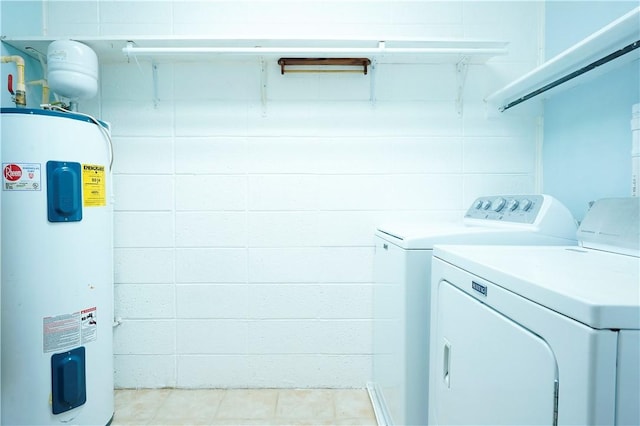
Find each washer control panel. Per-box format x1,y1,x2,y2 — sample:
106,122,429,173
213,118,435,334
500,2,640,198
465,195,544,224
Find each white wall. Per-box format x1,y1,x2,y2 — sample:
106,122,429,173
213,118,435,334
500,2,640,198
1,0,543,388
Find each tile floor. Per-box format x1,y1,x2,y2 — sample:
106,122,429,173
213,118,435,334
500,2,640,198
112,388,378,426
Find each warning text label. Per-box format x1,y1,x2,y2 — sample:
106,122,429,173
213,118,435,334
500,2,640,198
43,307,99,352
82,164,106,207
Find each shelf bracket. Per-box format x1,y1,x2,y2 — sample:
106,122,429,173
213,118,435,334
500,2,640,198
456,57,469,117
369,58,378,107
260,57,268,117
152,60,159,109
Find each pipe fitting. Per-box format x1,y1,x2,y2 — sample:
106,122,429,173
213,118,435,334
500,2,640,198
2,55,27,107
28,79,50,105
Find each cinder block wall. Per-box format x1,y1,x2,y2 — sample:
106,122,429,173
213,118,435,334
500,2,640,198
1,0,543,388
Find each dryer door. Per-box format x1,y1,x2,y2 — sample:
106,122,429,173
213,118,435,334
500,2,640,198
432,281,558,425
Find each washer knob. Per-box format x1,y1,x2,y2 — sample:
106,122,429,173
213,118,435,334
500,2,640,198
482,200,492,210
520,199,533,211
492,197,506,212
473,199,483,209
507,199,519,211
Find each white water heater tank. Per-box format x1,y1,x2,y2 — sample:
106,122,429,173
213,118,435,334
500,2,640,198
1,107,113,425
47,40,98,100
632,103,639,197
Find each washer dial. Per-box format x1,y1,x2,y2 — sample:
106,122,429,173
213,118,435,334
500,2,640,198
507,199,519,211
492,197,506,212
520,199,533,211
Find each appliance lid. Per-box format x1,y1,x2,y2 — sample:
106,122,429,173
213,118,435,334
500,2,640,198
375,194,578,249
375,222,575,249
578,197,640,257
434,244,640,330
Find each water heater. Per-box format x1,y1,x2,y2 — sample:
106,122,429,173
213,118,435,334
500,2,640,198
1,108,114,425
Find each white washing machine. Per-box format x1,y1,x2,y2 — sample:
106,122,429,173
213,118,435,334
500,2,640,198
368,194,578,426
429,197,640,425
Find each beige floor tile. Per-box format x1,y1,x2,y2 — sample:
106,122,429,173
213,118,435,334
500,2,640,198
276,389,335,420
333,389,376,420
334,418,379,426
274,419,337,426
113,388,377,426
209,419,281,425
215,388,279,420
150,389,226,425
112,388,172,425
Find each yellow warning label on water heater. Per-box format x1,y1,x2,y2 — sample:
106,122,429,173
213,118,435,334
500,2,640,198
82,164,106,207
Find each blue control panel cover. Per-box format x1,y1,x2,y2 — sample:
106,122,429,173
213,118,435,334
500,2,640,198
47,161,82,222
51,346,87,415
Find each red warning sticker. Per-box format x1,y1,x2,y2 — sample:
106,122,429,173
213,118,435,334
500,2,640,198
2,162,41,191
81,306,98,344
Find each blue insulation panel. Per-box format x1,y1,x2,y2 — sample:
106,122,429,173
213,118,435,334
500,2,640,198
51,346,87,414
47,161,82,222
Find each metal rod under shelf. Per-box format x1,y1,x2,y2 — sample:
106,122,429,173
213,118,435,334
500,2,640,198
500,39,640,112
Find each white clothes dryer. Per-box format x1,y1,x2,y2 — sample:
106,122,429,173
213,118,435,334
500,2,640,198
429,197,640,425
369,194,578,426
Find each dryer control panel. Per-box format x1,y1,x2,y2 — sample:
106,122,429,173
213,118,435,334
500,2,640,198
464,195,545,224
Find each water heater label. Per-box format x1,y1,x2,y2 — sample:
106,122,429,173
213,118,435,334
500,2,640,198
82,164,106,206
43,312,81,352
2,162,41,191
43,307,98,352
81,307,98,344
